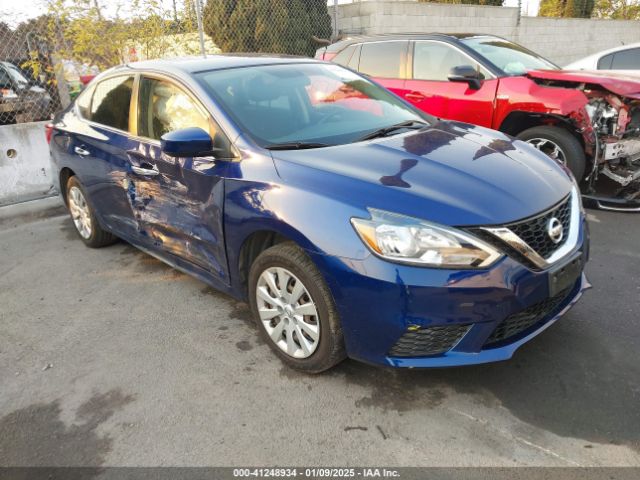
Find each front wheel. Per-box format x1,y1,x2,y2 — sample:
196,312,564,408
517,125,586,181
248,242,346,373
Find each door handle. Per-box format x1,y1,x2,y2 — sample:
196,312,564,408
131,163,159,176
74,146,90,156
405,92,426,102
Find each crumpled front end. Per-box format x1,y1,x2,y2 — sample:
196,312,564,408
527,70,640,210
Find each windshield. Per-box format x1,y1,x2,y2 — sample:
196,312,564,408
461,37,558,76
1,62,30,88
196,63,429,148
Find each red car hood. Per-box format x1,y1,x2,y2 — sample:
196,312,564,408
527,69,640,99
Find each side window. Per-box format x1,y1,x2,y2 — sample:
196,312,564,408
76,84,94,119
598,53,614,70
138,77,210,140
610,48,640,70
359,41,406,78
348,44,361,70
137,77,231,156
413,41,489,81
89,76,134,131
332,44,356,67
0,68,11,88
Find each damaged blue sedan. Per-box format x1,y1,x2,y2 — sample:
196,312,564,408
48,56,590,372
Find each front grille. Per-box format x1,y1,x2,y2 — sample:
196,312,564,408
389,324,470,357
506,195,571,259
467,195,572,270
484,288,572,347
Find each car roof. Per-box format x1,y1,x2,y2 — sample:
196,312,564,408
114,54,320,75
325,33,497,52
565,42,640,69
590,42,640,58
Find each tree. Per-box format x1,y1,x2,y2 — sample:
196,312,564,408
539,0,596,18
203,0,332,56
45,0,200,69
593,0,640,19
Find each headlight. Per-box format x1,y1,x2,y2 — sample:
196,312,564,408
351,209,502,268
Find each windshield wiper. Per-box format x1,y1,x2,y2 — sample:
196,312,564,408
357,120,428,142
265,142,330,150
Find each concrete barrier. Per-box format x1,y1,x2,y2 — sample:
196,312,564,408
0,121,55,206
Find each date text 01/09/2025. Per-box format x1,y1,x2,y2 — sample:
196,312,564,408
232,468,401,478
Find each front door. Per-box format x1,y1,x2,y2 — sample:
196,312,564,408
403,40,498,128
127,75,233,285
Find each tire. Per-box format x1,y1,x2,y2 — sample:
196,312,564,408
248,242,346,373
517,125,586,181
65,176,117,248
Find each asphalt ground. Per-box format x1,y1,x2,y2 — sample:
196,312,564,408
0,199,638,468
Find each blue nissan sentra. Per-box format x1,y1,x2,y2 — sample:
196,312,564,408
48,56,590,372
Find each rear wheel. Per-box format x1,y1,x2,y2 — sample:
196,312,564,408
517,125,586,181
66,176,117,248
248,242,345,373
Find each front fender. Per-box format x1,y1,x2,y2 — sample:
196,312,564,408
223,178,371,296
494,76,595,148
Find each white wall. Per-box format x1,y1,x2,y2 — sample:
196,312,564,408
0,122,54,206
336,1,640,66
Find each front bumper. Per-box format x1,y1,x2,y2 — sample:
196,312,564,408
308,219,590,368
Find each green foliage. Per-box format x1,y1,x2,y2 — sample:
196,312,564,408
593,0,640,19
539,0,596,17
203,0,332,57
47,0,201,69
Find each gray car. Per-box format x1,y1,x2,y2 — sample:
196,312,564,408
0,61,52,124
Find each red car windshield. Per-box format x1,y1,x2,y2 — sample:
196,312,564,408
461,37,559,76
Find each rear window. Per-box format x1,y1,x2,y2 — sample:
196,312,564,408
358,41,406,78
610,48,640,70
598,53,614,70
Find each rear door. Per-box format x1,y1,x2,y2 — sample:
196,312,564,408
128,74,233,284
69,74,141,240
403,40,498,127
355,40,409,98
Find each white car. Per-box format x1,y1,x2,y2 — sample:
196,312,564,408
565,43,640,75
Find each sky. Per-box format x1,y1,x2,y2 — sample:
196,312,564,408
505,0,541,17
1,0,541,28
1,0,182,26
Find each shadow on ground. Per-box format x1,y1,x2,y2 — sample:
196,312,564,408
0,389,134,468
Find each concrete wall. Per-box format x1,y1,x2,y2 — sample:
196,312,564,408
336,1,640,66
0,122,55,206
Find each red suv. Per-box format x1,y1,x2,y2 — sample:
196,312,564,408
318,34,640,210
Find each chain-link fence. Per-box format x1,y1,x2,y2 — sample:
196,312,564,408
0,16,64,125
0,0,337,126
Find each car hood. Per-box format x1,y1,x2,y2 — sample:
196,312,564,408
271,121,572,226
527,69,640,98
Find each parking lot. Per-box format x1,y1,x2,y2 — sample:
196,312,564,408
0,202,638,467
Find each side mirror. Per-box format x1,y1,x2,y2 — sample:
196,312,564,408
161,127,214,158
448,65,482,90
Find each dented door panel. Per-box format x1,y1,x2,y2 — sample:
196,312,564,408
126,141,229,284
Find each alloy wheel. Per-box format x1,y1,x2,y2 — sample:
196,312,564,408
525,137,567,165
255,267,320,359
68,186,92,239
